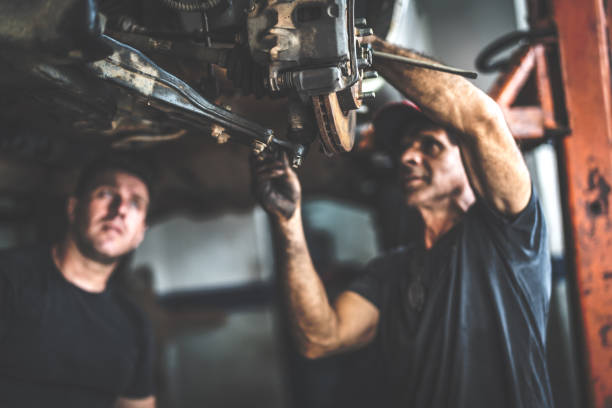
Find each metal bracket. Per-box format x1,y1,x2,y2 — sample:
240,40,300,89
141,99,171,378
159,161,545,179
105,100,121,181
88,35,302,157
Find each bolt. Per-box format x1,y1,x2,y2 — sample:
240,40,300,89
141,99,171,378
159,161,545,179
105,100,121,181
264,129,275,145
357,58,371,69
291,144,305,168
359,91,376,101
355,18,368,28
252,140,267,155
357,27,374,37
363,70,379,80
292,155,303,168
211,124,230,144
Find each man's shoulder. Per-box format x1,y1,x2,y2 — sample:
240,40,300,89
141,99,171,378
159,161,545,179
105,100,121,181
467,186,543,228
0,244,51,280
110,290,152,334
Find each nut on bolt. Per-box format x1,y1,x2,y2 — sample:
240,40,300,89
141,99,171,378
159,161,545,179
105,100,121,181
292,155,303,168
211,124,230,144
291,144,306,168
356,27,374,37
359,91,376,102
355,18,368,28
252,140,267,155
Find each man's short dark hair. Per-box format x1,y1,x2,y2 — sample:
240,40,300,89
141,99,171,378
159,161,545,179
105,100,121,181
74,153,157,214
373,101,458,155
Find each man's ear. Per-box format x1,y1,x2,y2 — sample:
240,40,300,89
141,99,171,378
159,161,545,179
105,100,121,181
67,196,78,223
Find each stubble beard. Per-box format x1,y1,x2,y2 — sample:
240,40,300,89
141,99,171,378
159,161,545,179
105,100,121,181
71,221,122,266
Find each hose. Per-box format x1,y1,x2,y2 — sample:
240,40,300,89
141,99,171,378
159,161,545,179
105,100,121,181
158,0,222,12
475,27,556,73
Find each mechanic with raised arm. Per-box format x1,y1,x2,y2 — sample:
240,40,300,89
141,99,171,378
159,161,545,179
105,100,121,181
252,35,553,407
0,156,156,408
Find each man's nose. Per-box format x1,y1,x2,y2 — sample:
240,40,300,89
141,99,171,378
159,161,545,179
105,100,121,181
400,147,422,166
109,195,128,217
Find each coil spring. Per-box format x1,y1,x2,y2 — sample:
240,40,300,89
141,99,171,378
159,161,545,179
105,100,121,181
159,0,222,11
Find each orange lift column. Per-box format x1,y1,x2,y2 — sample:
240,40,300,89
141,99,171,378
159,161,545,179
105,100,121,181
551,0,612,406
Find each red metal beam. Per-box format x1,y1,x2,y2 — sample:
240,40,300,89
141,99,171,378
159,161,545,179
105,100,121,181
489,43,560,141
552,0,612,406
489,46,536,106
533,45,556,129
502,106,546,139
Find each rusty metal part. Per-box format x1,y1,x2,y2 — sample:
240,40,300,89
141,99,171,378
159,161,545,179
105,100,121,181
111,129,187,148
89,35,286,150
489,43,564,140
0,0,112,64
246,0,365,96
252,140,267,155
158,0,221,12
475,28,556,73
372,50,478,79
210,124,230,144
337,81,363,111
489,46,538,106
312,92,356,154
550,0,612,406
107,31,231,66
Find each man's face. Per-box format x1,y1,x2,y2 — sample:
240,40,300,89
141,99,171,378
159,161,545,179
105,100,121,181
69,171,149,264
397,123,470,208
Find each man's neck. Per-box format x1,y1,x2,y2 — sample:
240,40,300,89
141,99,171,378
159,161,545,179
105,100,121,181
52,238,117,293
417,188,475,249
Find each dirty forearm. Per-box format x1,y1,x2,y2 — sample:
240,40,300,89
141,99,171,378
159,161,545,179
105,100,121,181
273,211,339,357
370,37,500,137
370,37,531,214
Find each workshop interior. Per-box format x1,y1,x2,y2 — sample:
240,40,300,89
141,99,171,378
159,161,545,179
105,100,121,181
0,0,610,407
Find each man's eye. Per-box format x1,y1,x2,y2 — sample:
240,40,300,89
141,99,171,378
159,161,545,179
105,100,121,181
130,200,142,209
424,141,440,155
97,189,114,198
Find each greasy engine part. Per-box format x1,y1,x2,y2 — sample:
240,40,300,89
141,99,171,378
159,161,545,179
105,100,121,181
0,0,112,64
88,35,295,152
110,0,375,155
247,0,375,154
159,0,223,12
313,92,356,154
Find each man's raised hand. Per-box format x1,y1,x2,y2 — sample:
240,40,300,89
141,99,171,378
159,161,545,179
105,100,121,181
250,150,301,220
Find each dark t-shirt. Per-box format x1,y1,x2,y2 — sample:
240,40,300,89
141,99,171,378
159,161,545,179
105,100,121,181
348,192,553,407
0,246,154,408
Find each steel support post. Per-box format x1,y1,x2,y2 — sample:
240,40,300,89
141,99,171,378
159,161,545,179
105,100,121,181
552,0,612,406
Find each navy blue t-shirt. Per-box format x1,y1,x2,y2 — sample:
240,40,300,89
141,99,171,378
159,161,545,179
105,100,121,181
0,246,154,408
348,192,553,407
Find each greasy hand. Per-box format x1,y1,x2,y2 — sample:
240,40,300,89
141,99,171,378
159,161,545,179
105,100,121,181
250,150,301,220
359,34,385,49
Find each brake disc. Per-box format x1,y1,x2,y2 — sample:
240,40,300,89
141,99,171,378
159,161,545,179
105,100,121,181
312,92,356,155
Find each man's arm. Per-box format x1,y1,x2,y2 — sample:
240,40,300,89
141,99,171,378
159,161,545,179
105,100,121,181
252,153,379,358
369,37,532,216
115,396,155,408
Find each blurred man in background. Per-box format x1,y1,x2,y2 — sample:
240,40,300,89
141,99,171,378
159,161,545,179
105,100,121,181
0,156,156,408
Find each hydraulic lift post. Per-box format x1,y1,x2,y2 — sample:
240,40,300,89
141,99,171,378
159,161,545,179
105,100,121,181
550,0,612,406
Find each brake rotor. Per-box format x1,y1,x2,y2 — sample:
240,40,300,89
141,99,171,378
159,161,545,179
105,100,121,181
312,92,356,155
